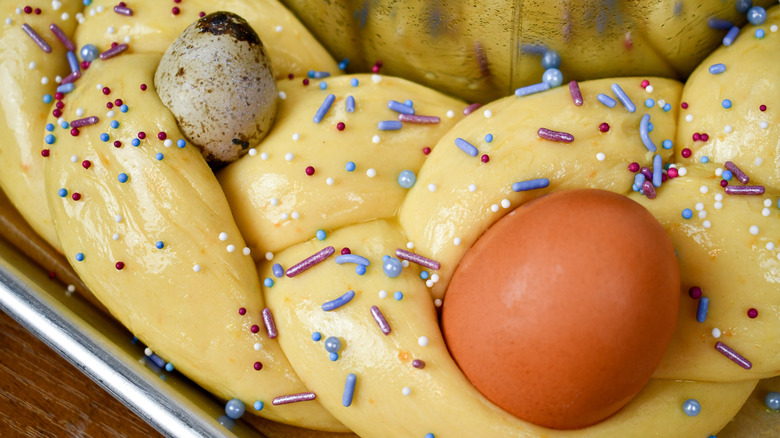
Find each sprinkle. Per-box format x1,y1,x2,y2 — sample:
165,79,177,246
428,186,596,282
346,95,355,113
610,83,636,112
378,120,402,131
418,336,429,347
272,393,317,405
342,374,357,407
285,246,335,277
682,399,701,417
709,63,726,74
61,71,81,84
715,341,752,369
388,100,414,115
308,70,330,79
402,387,412,396
49,23,75,51
725,185,765,195
454,138,478,156
412,359,425,369
639,114,656,152
722,26,740,46
515,82,550,97
312,95,335,125
724,161,749,184
114,5,133,15
642,181,657,199
395,249,440,271
70,116,99,128
537,128,574,143
512,178,549,192
398,114,440,124
335,254,370,266
21,24,52,53
370,305,391,335
597,93,617,108
57,83,74,94
253,362,263,370
568,81,583,106
696,297,709,323
708,18,733,30
262,308,277,339
652,154,663,187
463,103,482,115
99,43,128,60
322,290,356,311
747,308,758,318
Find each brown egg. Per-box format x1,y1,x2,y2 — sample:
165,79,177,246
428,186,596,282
441,189,680,430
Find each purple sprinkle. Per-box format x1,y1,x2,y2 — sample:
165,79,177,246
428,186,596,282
411,359,425,369
99,43,128,60
463,103,482,115
285,246,335,277
114,5,134,16
724,185,765,195
715,341,752,369
642,180,657,199
569,81,583,106
724,161,749,184
70,116,99,128
640,166,653,180
395,248,440,271
262,307,277,339
49,23,75,51
272,392,317,405
537,128,574,143
61,71,81,85
398,114,440,124
370,305,391,335
21,24,52,53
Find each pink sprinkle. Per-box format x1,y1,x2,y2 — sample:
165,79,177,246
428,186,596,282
272,392,316,405
102,87,111,95
70,116,99,128
114,99,123,106
642,180,657,199
137,132,146,139
481,154,489,163
41,149,50,157
71,193,81,201
759,104,767,111
395,248,440,270
34,8,40,14
688,287,702,299
747,308,758,318
70,128,80,136
157,132,167,140
640,79,650,88
422,147,431,155
56,101,65,110
99,43,128,60
285,246,335,277
715,341,752,369
681,102,688,109
692,133,701,141
463,103,482,115
412,359,425,369
49,23,76,51
667,167,678,178
370,305,391,335
599,122,610,133
336,122,345,131
140,84,147,91
341,247,351,255
253,361,263,371
238,307,246,315
371,65,380,73
628,162,640,172
724,185,764,195
724,161,749,184
199,11,205,17
82,160,91,169
568,81,583,106
398,114,441,124
80,61,90,70
681,148,692,158
250,325,259,333
537,127,574,143
115,261,125,270
262,307,278,339
21,24,52,53
113,5,133,16
305,166,315,176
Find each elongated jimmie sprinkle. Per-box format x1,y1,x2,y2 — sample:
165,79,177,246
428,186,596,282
652,154,663,187
70,116,99,128
314,94,336,123
715,341,752,369
49,23,75,51
342,374,357,407
370,305,391,335
99,43,128,60
286,246,335,277
395,248,440,271
378,120,402,131
515,82,550,97
399,114,440,124
725,185,765,195
696,297,709,323
66,51,79,73
146,352,166,369
388,100,415,115
114,5,134,16
335,254,370,266
322,290,356,311
569,81,583,106
642,181,657,199
463,103,482,115
454,138,479,156
597,93,616,108
610,83,636,112
537,128,574,143
21,24,52,53
512,178,550,192
61,71,81,85
346,95,355,113
272,392,317,405
723,26,740,46
262,307,277,339
708,63,726,75
724,161,749,184
639,114,657,152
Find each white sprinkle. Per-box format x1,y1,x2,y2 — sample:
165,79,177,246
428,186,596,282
378,290,387,299
280,212,289,220
284,152,294,161
96,83,103,90
712,328,721,338
685,114,693,122
112,233,120,240
434,299,442,307
265,252,274,261
372,135,381,144
431,274,439,282
645,85,654,93
41,77,49,85
144,348,152,356
483,109,492,118
226,244,236,253
28,62,36,70
270,198,279,206
468,184,477,192
777,253,780,262
695,202,704,211
5,18,12,25
765,199,773,207
766,242,775,251
248,148,257,156
699,185,709,194
755,157,763,166
714,202,723,210
490,204,499,212
406,241,414,249
596,152,606,161
219,232,228,241
702,220,711,229
425,280,434,287
453,237,461,246
123,36,131,43
724,124,732,133
698,210,707,219
715,193,724,202
278,91,287,100
260,152,269,160
291,132,299,141
763,208,771,217
70,154,78,163
106,110,115,118
291,211,300,220
418,336,429,347
402,387,412,396
657,99,666,107
193,264,202,272
367,168,376,178
446,110,455,119
771,24,778,32
275,25,283,32
253,343,262,351
760,121,768,129
749,225,759,235
67,284,75,292
428,183,437,192
96,5,104,13
60,12,69,20
678,167,688,176
500,199,511,209
715,168,723,177
401,260,409,267
371,74,382,83
242,247,251,256
163,139,172,147
115,214,123,223
55,75,62,84
14,7,21,14
89,8,95,16
107,26,115,34
326,177,334,185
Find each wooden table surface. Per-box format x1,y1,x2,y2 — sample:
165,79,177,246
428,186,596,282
0,309,162,437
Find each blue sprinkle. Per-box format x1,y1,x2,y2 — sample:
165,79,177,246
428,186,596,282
709,63,726,74
346,95,355,113
45,134,55,145
634,173,646,189
541,68,563,87
155,241,164,249
420,271,429,280
541,50,561,69
383,257,403,278
722,170,733,180
177,139,186,148
404,99,413,107
723,26,740,46
75,252,84,261
79,43,98,61
155,152,164,161
253,401,264,411
43,94,53,104
120,104,128,112
313,94,336,124
165,363,174,372
110,120,119,128
322,290,356,311
56,83,74,94
597,93,617,108
378,120,402,131
514,82,550,97
382,255,390,262
346,161,356,172
663,103,671,112
355,264,366,275
611,83,636,112
652,154,663,187
118,173,129,183
512,178,549,192
66,51,79,73
329,352,339,361
324,336,341,353
217,416,234,431
397,170,416,189
648,122,654,132
682,208,693,219
765,391,780,410
316,230,327,240
319,82,327,90
393,291,403,301
338,59,349,70
335,254,371,266
308,70,330,79
131,138,140,147
312,332,322,342
683,399,701,417
662,139,673,150
425,434,435,438
701,156,709,164
100,133,109,142
264,278,274,288
60,121,69,129
485,133,493,143
58,188,68,197
388,100,415,115
454,138,478,157
735,0,752,14
46,123,54,132
747,6,767,25
722,99,732,109
342,373,357,407
696,297,709,323
350,78,359,87
639,113,657,152
645,98,655,108
272,263,284,278
755,28,765,39
708,18,734,30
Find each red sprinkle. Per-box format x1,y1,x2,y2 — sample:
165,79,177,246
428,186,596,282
481,154,490,163
54,92,64,100
747,308,758,318
640,79,650,88
628,162,640,172
692,133,701,141
102,87,111,95
422,147,431,155
253,361,263,370
82,160,91,169
111,42,118,48
336,122,345,131
759,104,767,111
412,359,425,369
302,78,310,86
689,287,702,299
55,101,65,110
238,307,246,315
172,7,180,14
113,140,122,148
599,122,610,132
700,133,709,142
667,167,678,178
157,132,167,140
41,149,50,157
48,271,56,279
107,102,114,109
52,109,62,118
371,65,380,73
80,61,90,70
71,193,81,201
305,166,315,176
251,325,260,333
140,84,147,91
681,102,688,109
287,73,294,80
340,247,351,255
199,11,205,17
681,148,692,158
137,131,146,139
23,6,32,13
720,179,729,187
114,99,123,106
70,128,80,136
115,261,125,270
34,7,40,14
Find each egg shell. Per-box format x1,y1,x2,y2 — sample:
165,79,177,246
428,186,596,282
154,11,277,166
442,189,680,430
